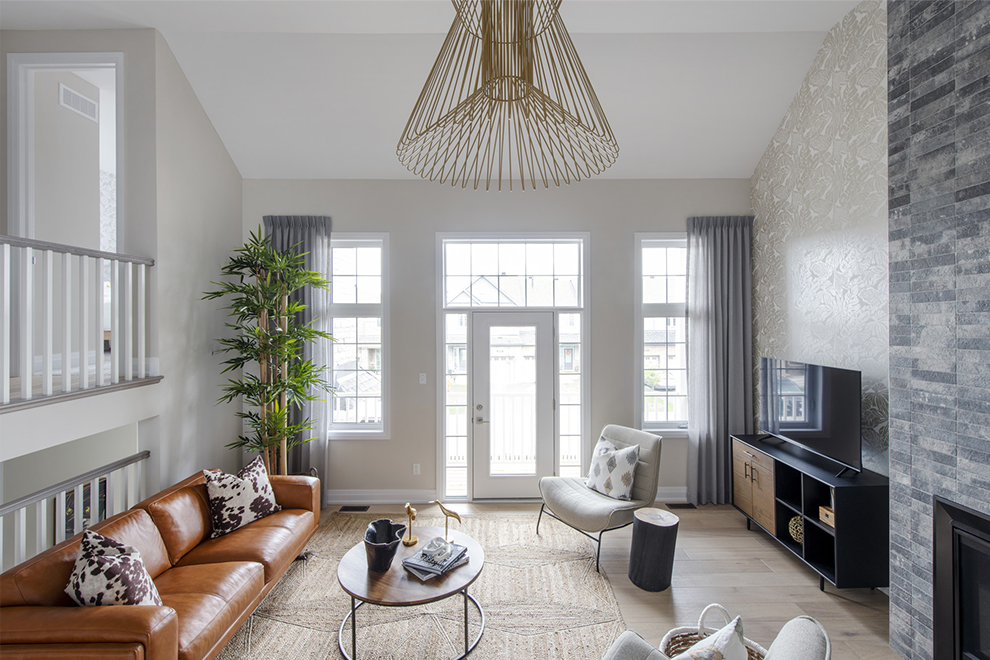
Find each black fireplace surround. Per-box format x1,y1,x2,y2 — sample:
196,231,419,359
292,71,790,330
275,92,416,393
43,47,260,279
934,497,990,660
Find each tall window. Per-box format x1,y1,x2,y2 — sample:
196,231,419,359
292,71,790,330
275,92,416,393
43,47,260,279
635,234,688,431
328,235,388,437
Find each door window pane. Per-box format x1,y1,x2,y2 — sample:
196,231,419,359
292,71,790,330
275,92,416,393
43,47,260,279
488,326,537,476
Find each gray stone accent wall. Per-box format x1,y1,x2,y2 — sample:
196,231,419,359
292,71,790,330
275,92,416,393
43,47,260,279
887,1,990,658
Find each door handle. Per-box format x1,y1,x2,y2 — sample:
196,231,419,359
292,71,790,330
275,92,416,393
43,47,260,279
475,417,489,424
751,468,759,486
744,463,750,480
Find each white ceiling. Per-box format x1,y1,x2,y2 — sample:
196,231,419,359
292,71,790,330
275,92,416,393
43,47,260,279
0,1,860,180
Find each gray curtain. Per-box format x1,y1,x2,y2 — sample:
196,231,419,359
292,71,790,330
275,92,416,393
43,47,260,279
686,216,754,505
263,216,332,486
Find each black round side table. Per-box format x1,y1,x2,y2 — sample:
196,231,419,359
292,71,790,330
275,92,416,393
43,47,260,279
628,507,679,592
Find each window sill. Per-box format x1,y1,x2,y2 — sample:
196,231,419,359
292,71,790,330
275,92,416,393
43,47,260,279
328,430,390,441
642,428,688,440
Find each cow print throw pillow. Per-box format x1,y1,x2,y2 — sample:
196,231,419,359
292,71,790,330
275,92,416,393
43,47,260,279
65,530,164,606
203,455,281,538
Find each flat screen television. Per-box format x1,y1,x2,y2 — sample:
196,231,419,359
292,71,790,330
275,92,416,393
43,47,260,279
759,357,862,473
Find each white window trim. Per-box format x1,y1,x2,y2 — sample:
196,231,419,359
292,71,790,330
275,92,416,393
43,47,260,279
328,233,390,440
634,232,688,437
435,232,592,500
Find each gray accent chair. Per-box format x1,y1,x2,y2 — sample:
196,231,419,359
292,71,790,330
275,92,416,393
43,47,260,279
602,617,832,660
537,425,662,571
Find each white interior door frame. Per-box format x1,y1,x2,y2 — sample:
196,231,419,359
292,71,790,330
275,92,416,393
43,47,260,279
6,52,124,240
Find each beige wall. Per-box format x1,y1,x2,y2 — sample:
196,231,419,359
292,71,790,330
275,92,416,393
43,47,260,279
33,71,101,249
243,178,752,497
751,0,888,474
151,32,244,484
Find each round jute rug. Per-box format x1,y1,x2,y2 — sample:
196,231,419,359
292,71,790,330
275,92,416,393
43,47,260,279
217,512,626,659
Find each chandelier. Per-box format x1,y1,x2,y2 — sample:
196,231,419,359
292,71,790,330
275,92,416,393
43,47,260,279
397,0,618,191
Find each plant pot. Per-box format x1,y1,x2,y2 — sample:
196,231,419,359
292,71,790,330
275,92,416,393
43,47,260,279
364,519,407,572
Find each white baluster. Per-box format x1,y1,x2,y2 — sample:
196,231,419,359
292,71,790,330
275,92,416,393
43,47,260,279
13,508,26,566
62,252,72,393
1,243,10,404
55,491,67,543
96,258,105,387
90,478,101,525
124,262,133,381
20,246,33,400
36,500,48,556
137,264,146,379
41,250,53,396
73,484,84,535
110,260,119,384
121,465,131,509
79,256,90,390
105,471,116,517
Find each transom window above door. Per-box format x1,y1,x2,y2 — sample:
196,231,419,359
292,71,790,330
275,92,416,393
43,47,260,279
443,240,583,308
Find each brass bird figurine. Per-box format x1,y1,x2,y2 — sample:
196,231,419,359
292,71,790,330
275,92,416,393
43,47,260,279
403,503,418,546
430,500,462,541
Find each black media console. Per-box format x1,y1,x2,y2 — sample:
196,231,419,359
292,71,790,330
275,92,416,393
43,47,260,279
730,434,889,590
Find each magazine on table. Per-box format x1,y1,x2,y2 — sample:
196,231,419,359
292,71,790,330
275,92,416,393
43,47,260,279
404,555,469,581
402,539,468,576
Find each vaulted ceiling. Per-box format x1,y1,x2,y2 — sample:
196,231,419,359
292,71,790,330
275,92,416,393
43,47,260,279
0,1,861,179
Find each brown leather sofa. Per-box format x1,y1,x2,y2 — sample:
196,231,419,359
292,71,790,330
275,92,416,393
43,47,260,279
0,471,320,660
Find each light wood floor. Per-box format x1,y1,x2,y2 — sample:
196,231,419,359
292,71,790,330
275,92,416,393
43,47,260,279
323,502,898,660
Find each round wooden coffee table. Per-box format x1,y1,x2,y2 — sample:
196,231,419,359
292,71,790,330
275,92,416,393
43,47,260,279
336,526,486,659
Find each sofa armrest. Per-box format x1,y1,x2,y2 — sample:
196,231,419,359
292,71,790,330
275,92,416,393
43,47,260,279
764,616,831,660
0,606,178,660
270,475,320,514
602,631,669,660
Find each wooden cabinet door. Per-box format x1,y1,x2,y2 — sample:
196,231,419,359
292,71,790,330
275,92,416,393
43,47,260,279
732,442,753,517
751,463,775,532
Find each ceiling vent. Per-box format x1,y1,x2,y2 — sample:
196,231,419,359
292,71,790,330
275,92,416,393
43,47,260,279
59,82,98,122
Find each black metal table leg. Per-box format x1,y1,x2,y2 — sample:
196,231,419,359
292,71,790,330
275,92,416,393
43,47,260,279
463,589,468,655
351,595,356,659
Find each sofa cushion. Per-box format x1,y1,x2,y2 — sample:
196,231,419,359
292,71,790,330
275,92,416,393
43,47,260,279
203,457,281,538
65,530,164,607
540,476,643,533
154,562,264,660
0,510,170,608
174,510,311,583
134,475,212,566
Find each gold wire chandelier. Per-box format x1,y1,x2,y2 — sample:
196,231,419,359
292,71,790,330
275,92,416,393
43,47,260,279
397,0,619,191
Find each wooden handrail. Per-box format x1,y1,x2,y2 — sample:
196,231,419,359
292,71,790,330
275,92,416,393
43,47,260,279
0,235,154,267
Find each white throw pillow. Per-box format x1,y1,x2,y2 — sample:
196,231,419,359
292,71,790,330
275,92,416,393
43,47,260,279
670,616,748,660
203,455,281,538
65,530,163,607
586,437,640,500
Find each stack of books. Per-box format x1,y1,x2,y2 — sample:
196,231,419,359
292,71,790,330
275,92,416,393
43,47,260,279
402,538,469,581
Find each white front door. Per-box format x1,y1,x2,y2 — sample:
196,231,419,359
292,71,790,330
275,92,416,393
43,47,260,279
471,311,554,499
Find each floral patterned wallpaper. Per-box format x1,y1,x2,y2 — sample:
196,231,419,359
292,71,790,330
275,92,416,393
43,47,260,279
751,0,889,474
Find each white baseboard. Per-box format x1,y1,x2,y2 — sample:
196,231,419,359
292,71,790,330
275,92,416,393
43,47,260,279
654,487,688,503
325,488,438,505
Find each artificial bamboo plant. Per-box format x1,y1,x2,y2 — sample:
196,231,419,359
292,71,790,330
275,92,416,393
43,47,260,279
204,230,332,475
